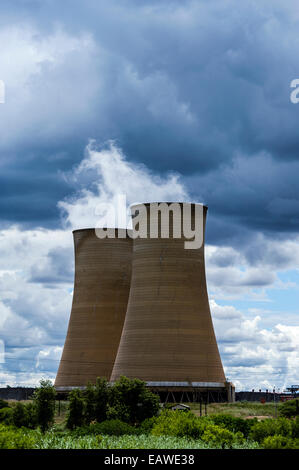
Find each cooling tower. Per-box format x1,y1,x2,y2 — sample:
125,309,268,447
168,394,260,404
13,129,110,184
55,228,132,389
111,203,228,398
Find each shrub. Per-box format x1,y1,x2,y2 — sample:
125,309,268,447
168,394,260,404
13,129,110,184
262,435,299,449
82,378,110,424
151,410,245,448
90,419,139,436
12,402,29,428
211,414,258,438
0,424,36,449
10,402,37,429
84,382,97,423
279,399,299,418
66,389,85,430
0,399,9,410
108,376,160,425
249,417,292,443
33,379,56,432
71,419,139,437
0,407,13,425
93,378,110,423
139,416,158,433
201,424,244,448
292,416,299,438
151,410,211,439
67,376,160,427
25,402,38,429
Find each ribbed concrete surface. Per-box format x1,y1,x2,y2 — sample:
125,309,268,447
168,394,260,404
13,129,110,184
111,203,225,384
55,229,132,388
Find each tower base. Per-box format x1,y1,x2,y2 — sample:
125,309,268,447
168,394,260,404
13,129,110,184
147,381,235,403
55,381,235,404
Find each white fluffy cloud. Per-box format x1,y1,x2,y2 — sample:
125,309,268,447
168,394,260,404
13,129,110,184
211,300,299,390
0,228,73,385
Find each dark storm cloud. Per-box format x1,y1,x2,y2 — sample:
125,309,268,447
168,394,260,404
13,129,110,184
187,152,299,245
1,0,299,243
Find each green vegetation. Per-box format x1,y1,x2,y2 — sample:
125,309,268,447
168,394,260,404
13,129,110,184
65,376,160,429
0,407,13,425
107,376,160,424
0,381,298,449
0,423,259,449
0,424,36,449
210,413,258,437
84,378,110,423
0,399,9,410
263,435,299,449
150,410,248,448
66,389,85,430
33,379,56,432
279,398,299,418
72,419,140,437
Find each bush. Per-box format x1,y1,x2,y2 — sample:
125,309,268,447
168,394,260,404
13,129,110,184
292,416,299,438
33,379,56,432
250,417,292,443
0,399,9,410
90,419,139,436
84,382,97,423
0,424,36,449
25,402,38,429
201,424,244,448
66,389,85,430
108,376,160,425
151,410,245,448
66,376,160,427
279,399,299,418
12,402,30,428
9,402,38,429
139,416,158,433
151,410,211,439
0,407,13,425
93,378,110,422
211,414,258,438
71,419,139,437
82,378,110,424
262,435,299,449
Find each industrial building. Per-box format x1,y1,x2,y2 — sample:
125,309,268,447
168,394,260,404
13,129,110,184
55,203,234,402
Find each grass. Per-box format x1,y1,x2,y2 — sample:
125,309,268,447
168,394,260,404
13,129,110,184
54,400,69,426
188,401,277,419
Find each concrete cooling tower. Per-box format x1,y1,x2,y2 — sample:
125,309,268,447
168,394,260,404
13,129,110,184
55,228,132,390
111,203,233,402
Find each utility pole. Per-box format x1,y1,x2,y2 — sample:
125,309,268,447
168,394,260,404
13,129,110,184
274,387,279,418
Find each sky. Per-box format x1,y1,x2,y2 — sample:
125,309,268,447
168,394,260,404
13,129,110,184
0,0,299,391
